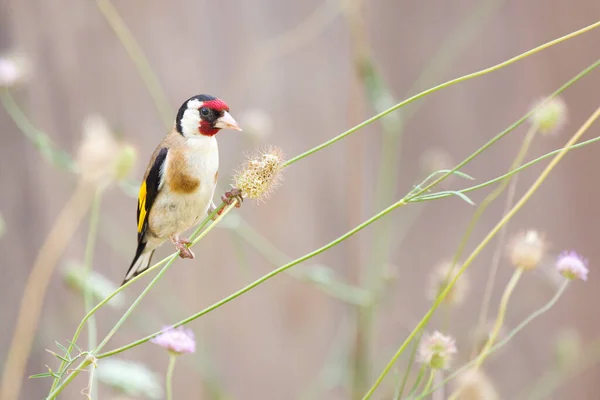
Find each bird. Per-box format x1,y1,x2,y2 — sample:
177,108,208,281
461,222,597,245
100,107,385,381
122,94,242,285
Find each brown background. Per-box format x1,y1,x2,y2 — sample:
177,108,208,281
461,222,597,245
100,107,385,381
1,0,600,399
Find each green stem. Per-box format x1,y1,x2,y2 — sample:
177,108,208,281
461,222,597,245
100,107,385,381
448,268,524,400
96,199,407,358
166,354,177,400
420,281,569,398
419,369,436,398
283,21,600,167
396,330,424,399
96,0,172,128
363,105,600,399
406,365,427,398
93,201,237,354
83,189,103,400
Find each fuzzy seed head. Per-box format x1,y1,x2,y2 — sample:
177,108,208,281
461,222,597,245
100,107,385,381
508,230,546,270
453,368,499,400
234,146,284,202
427,261,469,306
77,115,134,187
151,326,196,355
556,251,588,281
418,331,457,370
530,97,567,135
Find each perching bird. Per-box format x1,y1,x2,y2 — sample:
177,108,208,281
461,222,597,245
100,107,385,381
123,94,242,285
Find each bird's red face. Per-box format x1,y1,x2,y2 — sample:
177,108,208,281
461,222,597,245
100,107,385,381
176,94,242,138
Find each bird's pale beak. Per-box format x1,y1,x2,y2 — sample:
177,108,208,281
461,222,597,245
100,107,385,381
215,111,242,131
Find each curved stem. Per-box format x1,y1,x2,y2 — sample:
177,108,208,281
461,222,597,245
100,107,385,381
166,354,177,400
96,199,407,358
363,105,600,399
419,369,436,398
420,281,569,398
448,268,524,400
284,21,600,167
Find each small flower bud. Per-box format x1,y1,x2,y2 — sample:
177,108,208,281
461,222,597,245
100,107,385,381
151,326,196,355
507,230,546,270
0,52,32,88
113,144,137,181
453,368,499,400
426,261,469,306
418,331,457,370
530,97,567,135
234,146,284,202
556,251,588,281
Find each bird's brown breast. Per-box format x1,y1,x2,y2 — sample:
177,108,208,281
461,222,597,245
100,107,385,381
166,149,200,193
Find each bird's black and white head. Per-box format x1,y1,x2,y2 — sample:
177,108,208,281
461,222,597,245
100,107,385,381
176,94,242,138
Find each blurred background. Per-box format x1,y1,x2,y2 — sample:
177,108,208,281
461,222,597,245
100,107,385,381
1,0,600,399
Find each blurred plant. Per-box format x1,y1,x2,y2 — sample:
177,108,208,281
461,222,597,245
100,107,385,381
417,331,457,396
554,328,582,369
37,20,600,400
426,260,469,306
152,326,196,400
555,251,589,281
0,51,31,88
97,358,163,399
507,230,546,270
63,262,126,309
530,96,568,135
452,368,499,400
0,213,5,239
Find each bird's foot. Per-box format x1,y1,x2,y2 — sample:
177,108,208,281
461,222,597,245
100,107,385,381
220,187,243,211
171,236,195,259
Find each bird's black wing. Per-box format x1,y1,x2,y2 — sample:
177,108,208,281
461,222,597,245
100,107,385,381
137,147,168,243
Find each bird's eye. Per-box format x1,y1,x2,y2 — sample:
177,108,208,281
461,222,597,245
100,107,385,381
200,107,210,117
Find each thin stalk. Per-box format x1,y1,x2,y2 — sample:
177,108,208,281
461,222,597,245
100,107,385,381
396,330,424,399
96,0,172,127
363,106,600,399
96,199,409,359
448,268,524,400
421,281,569,398
166,354,177,400
83,189,103,400
419,369,436,398
406,365,427,398
283,21,600,167
49,202,225,392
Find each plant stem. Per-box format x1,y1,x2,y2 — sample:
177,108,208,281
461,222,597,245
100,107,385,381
0,183,94,400
421,281,569,398
83,189,103,400
363,105,600,399
419,369,436,398
283,21,600,167
96,0,172,128
166,354,177,400
396,329,424,399
448,268,524,400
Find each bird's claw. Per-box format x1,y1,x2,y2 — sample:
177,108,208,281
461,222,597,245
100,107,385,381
171,237,195,259
221,187,243,209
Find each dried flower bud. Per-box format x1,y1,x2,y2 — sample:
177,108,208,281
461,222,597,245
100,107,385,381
453,368,499,400
530,97,567,135
239,108,273,142
151,326,196,355
427,260,469,306
418,331,457,370
77,115,135,187
556,251,588,281
234,146,284,202
97,358,162,399
0,52,32,88
113,144,137,181
507,230,546,270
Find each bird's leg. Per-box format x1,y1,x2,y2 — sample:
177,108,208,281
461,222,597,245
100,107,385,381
170,235,195,259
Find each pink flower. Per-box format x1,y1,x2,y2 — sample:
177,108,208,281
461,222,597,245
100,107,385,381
418,331,457,370
556,251,588,281
151,326,196,355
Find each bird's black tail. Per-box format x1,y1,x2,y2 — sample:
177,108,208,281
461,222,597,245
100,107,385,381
122,242,155,286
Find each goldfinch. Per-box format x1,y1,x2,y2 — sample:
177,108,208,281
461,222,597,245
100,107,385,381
123,94,242,285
